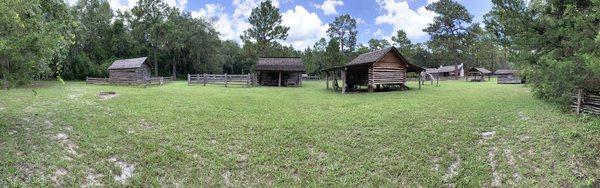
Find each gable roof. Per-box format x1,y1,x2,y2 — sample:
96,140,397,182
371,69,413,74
108,57,148,70
495,69,518,75
468,67,492,74
437,63,464,73
346,47,424,72
255,58,306,72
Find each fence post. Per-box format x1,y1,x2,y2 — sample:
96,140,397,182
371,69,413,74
187,74,190,86
247,74,250,87
224,73,228,87
203,73,207,86
576,89,583,114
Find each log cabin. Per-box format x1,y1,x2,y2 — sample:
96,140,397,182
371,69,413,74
466,67,492,82
324,47,424,93
107,57,152,84
255,58,306,87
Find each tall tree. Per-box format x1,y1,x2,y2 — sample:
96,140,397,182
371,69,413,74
0,0,73,89
130,0,168,76
368,39,391,50
325,38,344,68
240,0,289,58
327,14,358,53
483,0,529,69
423,0,473,79
391,30,414,59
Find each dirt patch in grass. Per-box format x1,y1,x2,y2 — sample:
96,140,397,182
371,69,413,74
83,170,104,187
443,154,461,186
55,132,78,156
108,157,135,183
98,91,118,100
139,119,153,129
222,170,232,187
50,167,68,186
504,148,523,184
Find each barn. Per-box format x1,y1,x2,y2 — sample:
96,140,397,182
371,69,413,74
436,63,465,78
324,47,424,93
495,69,524,84
466,67,492,82
107,57,152,83
255,58,306,87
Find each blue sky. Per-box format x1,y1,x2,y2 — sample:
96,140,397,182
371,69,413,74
96,0,492,50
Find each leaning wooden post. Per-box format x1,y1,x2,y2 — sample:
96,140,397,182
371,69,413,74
341,69,347,94
203,73,207,86
576,89,583,114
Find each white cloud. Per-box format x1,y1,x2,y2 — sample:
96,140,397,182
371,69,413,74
375,0,437,41
280,6,329,49
164,0,188,11
314,0,344,15
191,4,241,41
373,29,384,37
356,17,366,24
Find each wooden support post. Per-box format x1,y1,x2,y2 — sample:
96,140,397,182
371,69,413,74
224,73,228,87
278,72,282,87
418,72,422,89
202,73,207,86
187,74,190,85
325,72,329,89
341,69,347,94
576,89,583,114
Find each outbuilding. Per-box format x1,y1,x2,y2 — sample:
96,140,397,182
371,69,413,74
495,69,524,84
107,57,152,83
255,58,306,87
466,67,492,82
324,47,424,93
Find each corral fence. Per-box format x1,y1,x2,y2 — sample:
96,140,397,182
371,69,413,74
86,77,172,87
303,75,320,80
188,73,255,87
572,89,600,115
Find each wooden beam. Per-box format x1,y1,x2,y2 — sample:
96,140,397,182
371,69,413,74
418,72,422,89
576,89,583,114
278,72,282,87
325,72,329,89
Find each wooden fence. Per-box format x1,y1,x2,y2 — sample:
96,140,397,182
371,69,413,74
572,89,600,115
187,74,255,87
86,77,172,87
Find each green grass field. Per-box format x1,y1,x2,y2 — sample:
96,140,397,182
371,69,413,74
1,80,599,187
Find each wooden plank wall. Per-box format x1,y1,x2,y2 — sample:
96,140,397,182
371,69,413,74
497,75,523,84
256,71,301,86
371,52,406,85
188,74,253,87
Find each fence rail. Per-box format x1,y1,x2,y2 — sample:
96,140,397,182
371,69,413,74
572,89,600,115
187,74,255,87
86,77,172,87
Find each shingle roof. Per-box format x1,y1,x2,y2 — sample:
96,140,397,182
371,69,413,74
346,47,424,72
108,57,148,70
495,69,518,75
255,58,306,72
468,67,492,74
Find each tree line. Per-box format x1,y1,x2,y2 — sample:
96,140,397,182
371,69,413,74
1,0,598,105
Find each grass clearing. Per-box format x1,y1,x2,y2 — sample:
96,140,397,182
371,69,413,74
1,80,599,186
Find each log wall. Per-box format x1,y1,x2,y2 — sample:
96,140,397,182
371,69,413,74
572,90,600,115
371,52,406,85
256,71,302,87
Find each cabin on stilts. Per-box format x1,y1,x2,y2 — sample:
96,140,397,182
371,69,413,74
324,47,424,93
255,58,306,87
466,67,492,82
495,69,524,84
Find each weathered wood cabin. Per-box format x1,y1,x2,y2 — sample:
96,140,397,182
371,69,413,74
255,58,306,87
108,57,152,83
436,63,465,78
466,67,492,82
325,47,424,93
495,69,524,84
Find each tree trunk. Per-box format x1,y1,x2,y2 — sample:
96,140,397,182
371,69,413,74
153,45,158,76
172,50,176,79
2,58,9,90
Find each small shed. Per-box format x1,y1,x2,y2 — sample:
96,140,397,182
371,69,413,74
466,67,492,82
495,69,524,84
324,47,424,93
255,58,306,87
108,57,151,82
